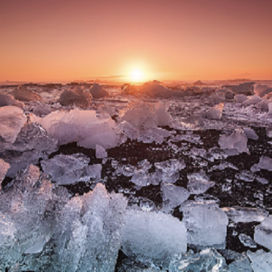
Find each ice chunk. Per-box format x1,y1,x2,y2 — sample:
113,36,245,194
138,81,174,98
34,108,124,149
210,90,226,104
54,183,127,272
0,93,24,108
235,170,256,182
234,94,248,103
32,102,51,117
208,162,238,172
41,153,101,185
0,159,10,188
12,86,42,102
254,84,272,97
222,207,268,223
254,215,272,251
89,83,109,98
182,202,228,247
228,253,253,272
206,103,224,120
169,248,228,272
131,170,149,187
247,250,272,272
266,126,272,138
95,144,107,158
222,82,255,95
218,128,249,154
243,127,258,140
251,156,272,172
238,233,257,248
155,159,186,183
0,106,27,144
58,87,92,108
242,95,262,107
161,183,190,209
121,209,187,268
187,170,215,194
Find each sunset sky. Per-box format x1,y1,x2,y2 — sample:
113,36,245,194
1,0,272,83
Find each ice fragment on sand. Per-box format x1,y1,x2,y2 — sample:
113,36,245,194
206,103,224,120
222,207,268,223
238,233,257,248
234,94,248,103
228,253,253,272
254,215,272,251
247,250,272,272
12,86,42,102
243,127,258,140
121,209,187,268
218,128,249,154
242,95,262,107
187,170,215,194
183,202,228,247
161,183,190,209
235,170,256,182
41,153,101,185
155,159,186,183
0,106,27,144
95,144,107,158
169,248,228,272
251,156,272,172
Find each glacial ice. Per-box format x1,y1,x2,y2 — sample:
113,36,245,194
169,248,228,272
41,153,102,185
222,82,255,95
218,128,249,154
187,170,215,194
0,93,24,108
32,108,125,149
89,83,109,98
0,106,27,145
154,159,186,183
221,207,268,223
242,95,262,107
251,156,272,172
161,183,190,209
12,86,42,102
58,87,92,108
234,94,248,103
254,84,272,97
243,127,258,140
238,233,257,248
247,250,272,272
121,209,187,268
206,103,224,120
96,144,108,158
254,215,272,251
182,202,228,247
0,158,10,188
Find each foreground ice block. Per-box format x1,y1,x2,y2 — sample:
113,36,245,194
182,202,228,248
218,128,249,154
251,156,272,172
0,93,24,108
0,106,27,145
254,215,272,251
121,209,187,268
247,250,272,272
41,153,101,185
206,103,224,120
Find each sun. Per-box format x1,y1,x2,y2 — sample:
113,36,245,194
130,69,144,82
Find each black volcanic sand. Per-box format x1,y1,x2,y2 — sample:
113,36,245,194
3,126,271,270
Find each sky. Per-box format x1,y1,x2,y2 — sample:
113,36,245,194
0,0,272,83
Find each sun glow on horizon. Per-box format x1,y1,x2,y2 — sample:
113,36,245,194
130,69,144,82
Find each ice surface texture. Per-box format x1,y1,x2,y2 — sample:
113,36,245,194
121,209,187,268
12,86,42,102
0,93,24,108
32,108,125,149
251,156,272,172
254,215,272,251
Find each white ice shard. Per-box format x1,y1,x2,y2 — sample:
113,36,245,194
254,215,272,251
121,209,187,268
243,127,258,140
222,207,268,223
0,159,10,188
0,106,27,144
41,153,101,185
154,159,186,183
187,170,215,194
53,183,127,272
242,95,262,107
32,108,124,149
251,156,272,172
228,253,253,272
161,183,190,209
247,250,272,272
169,248,228,272
182,202,228,247
238,233,257,248
95,144,107,159
89,83,109,98
218,128,249,154
32,102,51,117
206,103,224,120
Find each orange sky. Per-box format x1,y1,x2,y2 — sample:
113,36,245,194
0,0,272,83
